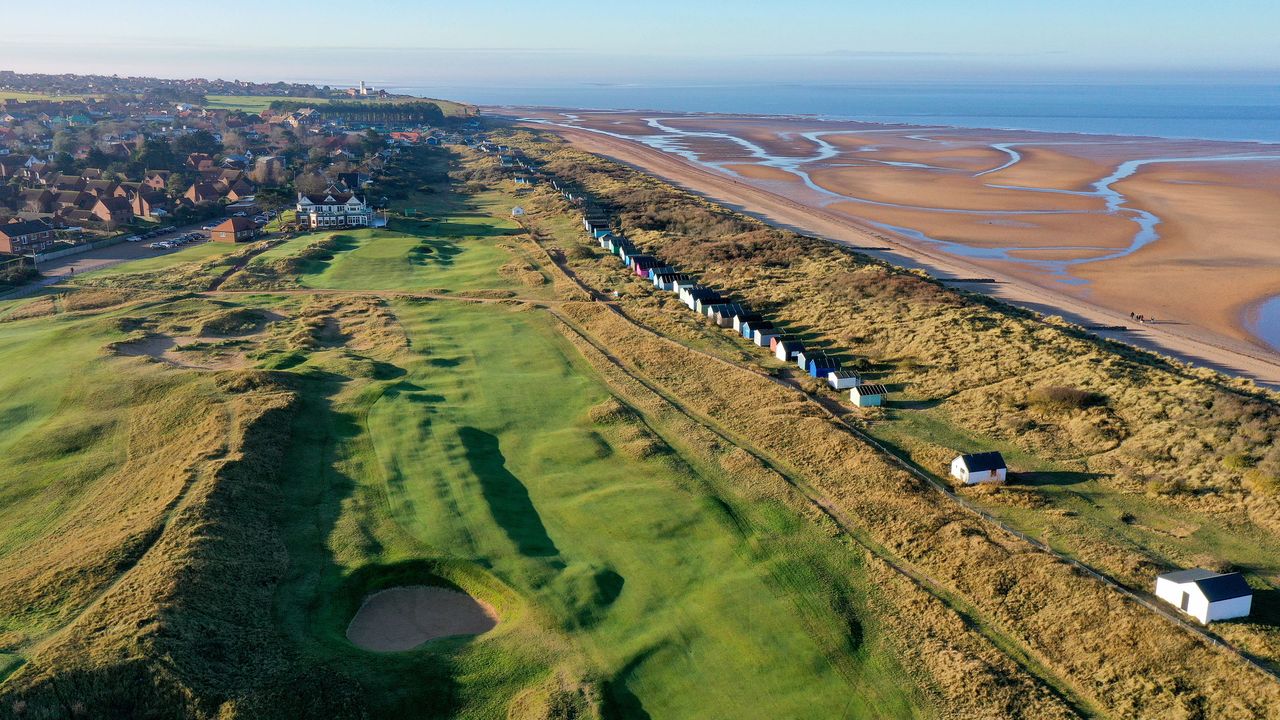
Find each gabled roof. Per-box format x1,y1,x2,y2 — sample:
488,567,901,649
830,370,860,379
807,353,841,368
1159,569,1253,601
958,451,1005,472
213,217,257,232
0,219,52,238
854,383,888,396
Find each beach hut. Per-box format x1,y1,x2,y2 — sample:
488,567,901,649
827,369,860,390
648,265,676,281
949,452,1006,484
613,240,637,259
1154,570,1252,624
850,383,888,408
598,232,613,249
807,353,840,379
654,272,689,292
753,324,780,347
630,256,662,277
695,294,726,316
733,312,762,334
682,286,715,311
773,337,805,362
583,216,611,238
672,277,699,295
795,349,811,371
713,303,745,328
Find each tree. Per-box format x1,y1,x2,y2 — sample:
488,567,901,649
171,129,222,157
294,172,329,195
52,129,81,156
167,173,192,197
361,129,383,156
221,130,248,155
83,147,111,169
134,138,178,171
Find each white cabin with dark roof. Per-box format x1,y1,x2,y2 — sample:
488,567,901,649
950,452,1006,484
1155,569,1252,624
828,369,861,390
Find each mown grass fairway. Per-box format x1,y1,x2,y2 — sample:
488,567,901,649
0,147,931,718
270,298,921,717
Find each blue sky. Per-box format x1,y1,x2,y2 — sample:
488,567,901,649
3,0,1278,85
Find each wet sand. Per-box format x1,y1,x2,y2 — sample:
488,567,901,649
503,108,1280,386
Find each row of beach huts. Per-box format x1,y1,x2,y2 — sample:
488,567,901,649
497,148,1255,626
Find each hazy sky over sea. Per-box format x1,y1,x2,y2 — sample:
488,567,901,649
3,0,1278,85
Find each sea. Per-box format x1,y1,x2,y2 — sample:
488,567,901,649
382,81,1280,144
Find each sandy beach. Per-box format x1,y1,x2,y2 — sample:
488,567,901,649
503,108,1280,386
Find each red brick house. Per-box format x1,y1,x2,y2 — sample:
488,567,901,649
91,196,134,228
185,182,223,205
210,217,259,243
143,170,171,191
19,189,53,214
0,220,55,254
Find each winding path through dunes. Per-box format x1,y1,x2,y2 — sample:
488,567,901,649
512,118,1280,388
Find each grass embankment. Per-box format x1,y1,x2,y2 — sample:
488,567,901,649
0,147,933,717
492,130,1280,714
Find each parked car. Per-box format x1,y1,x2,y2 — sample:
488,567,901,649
125,235,141,242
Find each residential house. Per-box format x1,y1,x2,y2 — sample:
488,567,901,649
90,196,134,227
19,189,53,214
210,217,260,243
128,187,171,218
185,182,223,205
186,153,215,171
48,173,86,192
1154,570,1252,624
143,170,171,191
0,219,55,254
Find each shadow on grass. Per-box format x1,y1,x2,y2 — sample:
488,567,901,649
1018,471,1101,487
601,646,658,720
459,426,561,560
412,236,464,268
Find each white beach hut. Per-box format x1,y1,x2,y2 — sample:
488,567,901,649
1154,569,1252,624
828,370,861,390
850,383,887,408
950,452,1007,484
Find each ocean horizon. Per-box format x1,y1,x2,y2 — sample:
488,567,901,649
377,81,1280,144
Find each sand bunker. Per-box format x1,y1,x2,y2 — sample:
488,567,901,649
346,586,499,652
114,333,247,370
